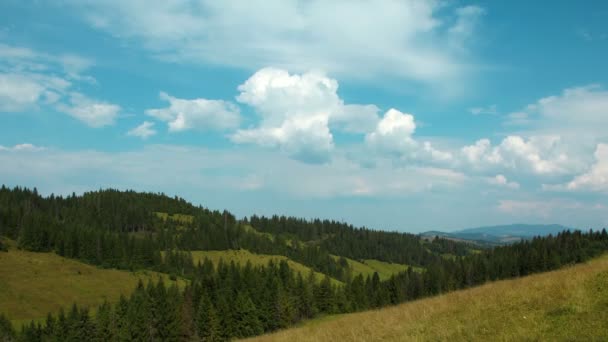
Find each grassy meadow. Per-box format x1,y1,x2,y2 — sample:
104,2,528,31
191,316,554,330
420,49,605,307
0,241,185,327
331,255,422,281
189,249,342,285
248,254,608,341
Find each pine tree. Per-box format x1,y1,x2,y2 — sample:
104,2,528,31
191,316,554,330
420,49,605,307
0,313,15,341
197,295,220,341
95,300,114,341
233,291,263,338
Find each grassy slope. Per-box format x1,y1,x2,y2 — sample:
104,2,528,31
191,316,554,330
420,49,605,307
154,212,194,224
189,250,342,285
0,242,185,326
249,254,608,341
331,255,422,281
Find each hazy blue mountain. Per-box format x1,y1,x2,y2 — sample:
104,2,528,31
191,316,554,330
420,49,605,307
421,224,571,246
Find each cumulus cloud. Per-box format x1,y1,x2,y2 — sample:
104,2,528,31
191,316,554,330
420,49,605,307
57,93,121,127
366,108,417,154
553,143,608,192
146,92,240,132
127,121,156,139
231,68,379,163
363,108,453,165
461,135,570,175
486,174,519,189
69,0,484,89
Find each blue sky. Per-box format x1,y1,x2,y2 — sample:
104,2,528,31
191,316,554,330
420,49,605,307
1,0,608,232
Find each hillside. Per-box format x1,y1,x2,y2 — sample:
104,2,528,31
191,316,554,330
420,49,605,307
249,254,608,341
188,249,342,285
330,255,422,281
0,240,185,326
1,186,607,341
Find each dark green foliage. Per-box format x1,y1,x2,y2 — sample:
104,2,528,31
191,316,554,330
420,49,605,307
196,295,220,341
0,313,15,342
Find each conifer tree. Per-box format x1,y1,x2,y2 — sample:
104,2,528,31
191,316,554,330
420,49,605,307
196,295,220,342
233,291,263,338
0,313,15,341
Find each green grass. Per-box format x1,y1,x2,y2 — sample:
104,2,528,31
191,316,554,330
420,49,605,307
188,249,342,285
248,254,608,341
242,224,275,242
331,255,422,281
154,211,194,224
0,242,185,327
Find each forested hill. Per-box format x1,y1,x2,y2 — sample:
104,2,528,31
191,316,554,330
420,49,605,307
1,185,608,341
0,185,468,278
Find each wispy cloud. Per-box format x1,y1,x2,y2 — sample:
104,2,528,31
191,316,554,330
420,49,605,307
68,0,485,93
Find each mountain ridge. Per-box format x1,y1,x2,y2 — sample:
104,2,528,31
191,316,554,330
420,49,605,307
420,223,571,246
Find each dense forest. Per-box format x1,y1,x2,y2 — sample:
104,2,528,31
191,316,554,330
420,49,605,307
1,185,608,341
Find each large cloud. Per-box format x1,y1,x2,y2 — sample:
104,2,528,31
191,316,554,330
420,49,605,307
231,68,379,163
69,0,483,89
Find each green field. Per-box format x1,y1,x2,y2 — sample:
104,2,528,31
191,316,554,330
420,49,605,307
154,211,194,224
242,224,276,242
249,254,608,341
188,249,342,285
0,242,185,326
331,255,422,280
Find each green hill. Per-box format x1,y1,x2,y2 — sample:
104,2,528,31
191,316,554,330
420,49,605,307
189,249,342,285
249,254,608,341
0,241,185,327
331,255,422,280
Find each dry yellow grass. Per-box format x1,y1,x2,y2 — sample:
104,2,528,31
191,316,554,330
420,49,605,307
248,254,608,341
0,245,185,326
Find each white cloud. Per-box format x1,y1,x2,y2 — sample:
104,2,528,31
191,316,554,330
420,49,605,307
69,1,484,88
332,104,380,134
461,135,570,175
57,93,121,127
127,121,156,139
146,92,240,132
366,108,417,154
507,85,608,136
0,143,45,152
232,68,379,163
363,108,454,165
558,143,608,192
0,73,46,111
487,174,519,189
0,43,119,126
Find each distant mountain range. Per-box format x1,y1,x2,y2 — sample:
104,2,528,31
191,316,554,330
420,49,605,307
420,224,571,246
